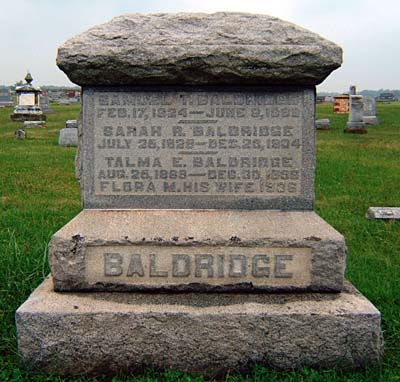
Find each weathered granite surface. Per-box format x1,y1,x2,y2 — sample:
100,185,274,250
81,86,315,210
57,13,342,86
49,209,346,292
16,277,383,377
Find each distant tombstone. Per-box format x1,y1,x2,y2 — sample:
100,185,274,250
344,95,367,134
315,118,330,130
363,96,376,116
10,72,46,122
68,97,80,104
14,129,26,139
376,93,398,103
24,121,46,128
66,119,78,129
39,95,52,113
349,85,356,95
58,99,71,105
366,207,400,220
0,93,13,107
58,128,78,146
363,96,379,125
333,94,349,113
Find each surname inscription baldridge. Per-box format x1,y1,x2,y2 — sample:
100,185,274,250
83,87,315,209
85,246,312,288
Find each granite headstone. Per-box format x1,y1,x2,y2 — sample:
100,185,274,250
16,13,382,376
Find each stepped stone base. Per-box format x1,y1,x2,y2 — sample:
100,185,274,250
10,113,47,122
49,209,347,293
16,277,383,377
363,116,379,125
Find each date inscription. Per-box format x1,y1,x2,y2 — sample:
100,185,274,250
93,91,304,196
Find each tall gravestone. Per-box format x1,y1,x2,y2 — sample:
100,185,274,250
345,95,367,134
363,95,379,125
16,13,383,377
39,94,52,114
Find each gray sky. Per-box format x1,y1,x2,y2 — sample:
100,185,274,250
1,0,399,92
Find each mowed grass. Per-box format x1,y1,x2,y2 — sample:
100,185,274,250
0,101,399,382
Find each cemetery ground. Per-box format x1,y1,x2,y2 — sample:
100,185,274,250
0,102,399,382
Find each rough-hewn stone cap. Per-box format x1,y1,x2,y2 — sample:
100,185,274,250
57,12,342,86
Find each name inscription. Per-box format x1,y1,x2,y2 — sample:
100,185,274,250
93,90,304,196
85,246,312,287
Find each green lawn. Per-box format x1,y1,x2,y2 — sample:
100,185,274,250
0,102,399,382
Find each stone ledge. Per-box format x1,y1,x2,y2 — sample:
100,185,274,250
56,13,342,86
16,277,383,377
49,209,347,292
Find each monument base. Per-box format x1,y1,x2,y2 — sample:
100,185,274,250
363,116,379,125
16,277,383,377
10,113,47,122
48,209,347,293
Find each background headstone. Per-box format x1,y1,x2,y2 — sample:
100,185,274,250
24,121,46,128
345,95,367,134
57,98,72,105
39,95,52,113
0,93,13,107
366,207,400,219
58,128,78,146
376,92,398,103
363,96,379,125
11,72,46,122
315,118,330,130
66,119,78,128
333,94,349,113
363,96,376,116
14,129,26,139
